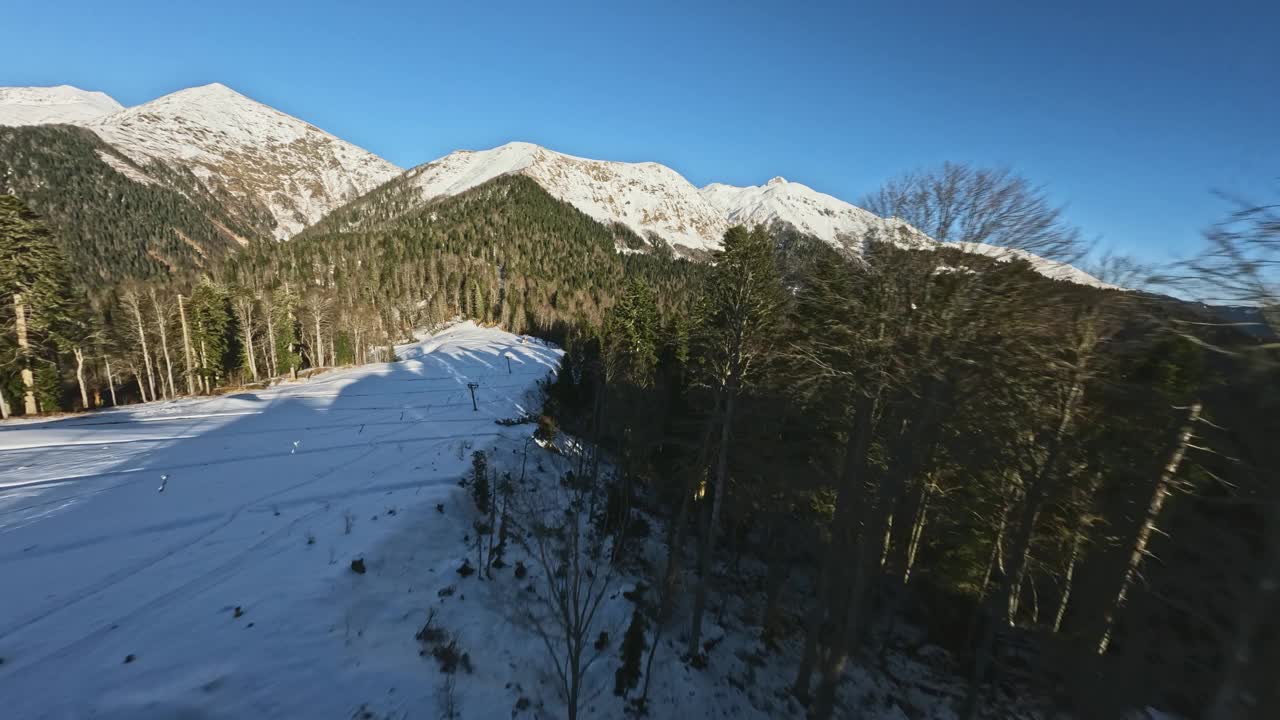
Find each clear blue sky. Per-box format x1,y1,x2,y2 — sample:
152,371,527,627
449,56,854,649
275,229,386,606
3,0,1276,261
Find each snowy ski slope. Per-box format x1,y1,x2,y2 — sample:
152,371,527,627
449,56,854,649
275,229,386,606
0,323,559,718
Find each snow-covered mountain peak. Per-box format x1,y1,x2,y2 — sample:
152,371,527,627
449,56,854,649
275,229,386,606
91,82,329,160
700,175,931,252
88,83,401,239
405,142,729,252
0,85,124,126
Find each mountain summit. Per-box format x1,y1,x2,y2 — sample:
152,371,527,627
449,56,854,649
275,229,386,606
700,176,929,252
401,141,729,253
84,83,400,239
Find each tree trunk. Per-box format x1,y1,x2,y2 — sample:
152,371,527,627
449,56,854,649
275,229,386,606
1096,401,1202,655
178,294,196,395
794,397,875,702
128,293,157,402
0,385,10,419
314,315,323,368
688,385,736,657
199,338,211,392
904,483,933,585
1053,533,1083,634
240,302,259,381
964,379,1084,720
73,346,89,410
104,356,117,406
659,421,716,623
264,300,279,377
151,292,177,398
14,294,39,415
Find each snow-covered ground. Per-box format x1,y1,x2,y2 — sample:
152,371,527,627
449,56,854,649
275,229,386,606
0,323,561,718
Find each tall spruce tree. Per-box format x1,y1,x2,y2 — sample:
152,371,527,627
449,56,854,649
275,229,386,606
686,224,786,656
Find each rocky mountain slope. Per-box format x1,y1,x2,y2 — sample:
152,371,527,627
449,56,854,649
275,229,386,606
0,86,123,126
86,83,401,239
401,141,728,253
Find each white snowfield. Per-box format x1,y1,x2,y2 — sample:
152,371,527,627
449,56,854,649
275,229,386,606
0,323,561,719
0,86,123,126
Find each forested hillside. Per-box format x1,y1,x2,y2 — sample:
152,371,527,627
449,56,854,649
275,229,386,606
0,125,270,299
0,174,702,414
536,221,1277,719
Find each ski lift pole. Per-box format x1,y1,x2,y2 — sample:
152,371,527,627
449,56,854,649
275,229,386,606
467,382,479,412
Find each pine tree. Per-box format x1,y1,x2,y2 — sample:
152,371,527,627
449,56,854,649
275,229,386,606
603,279,659,388
687,224,786,656
271,284,302,379
0,195,85,414
189,277,232,389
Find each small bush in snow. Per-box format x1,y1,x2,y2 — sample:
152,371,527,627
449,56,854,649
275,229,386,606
432,640,473,674
415,610,447,645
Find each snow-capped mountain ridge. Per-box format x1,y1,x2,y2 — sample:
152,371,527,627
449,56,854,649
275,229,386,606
398,141,1109,287
404,141,729,252
0,85,124,126
2,81,1110,287
85,83,401,239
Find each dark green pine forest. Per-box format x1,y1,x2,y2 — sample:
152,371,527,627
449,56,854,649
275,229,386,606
0,125,272,301
0,152,1275,719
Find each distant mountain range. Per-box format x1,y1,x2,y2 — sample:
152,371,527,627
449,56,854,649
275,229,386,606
0,82,1112,288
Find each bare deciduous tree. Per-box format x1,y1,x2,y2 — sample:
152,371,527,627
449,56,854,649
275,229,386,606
513,474,618,720
864,162,1086,262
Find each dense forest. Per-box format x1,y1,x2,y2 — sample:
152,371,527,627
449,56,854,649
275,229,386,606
0,126,273,305
0,161,1275,719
